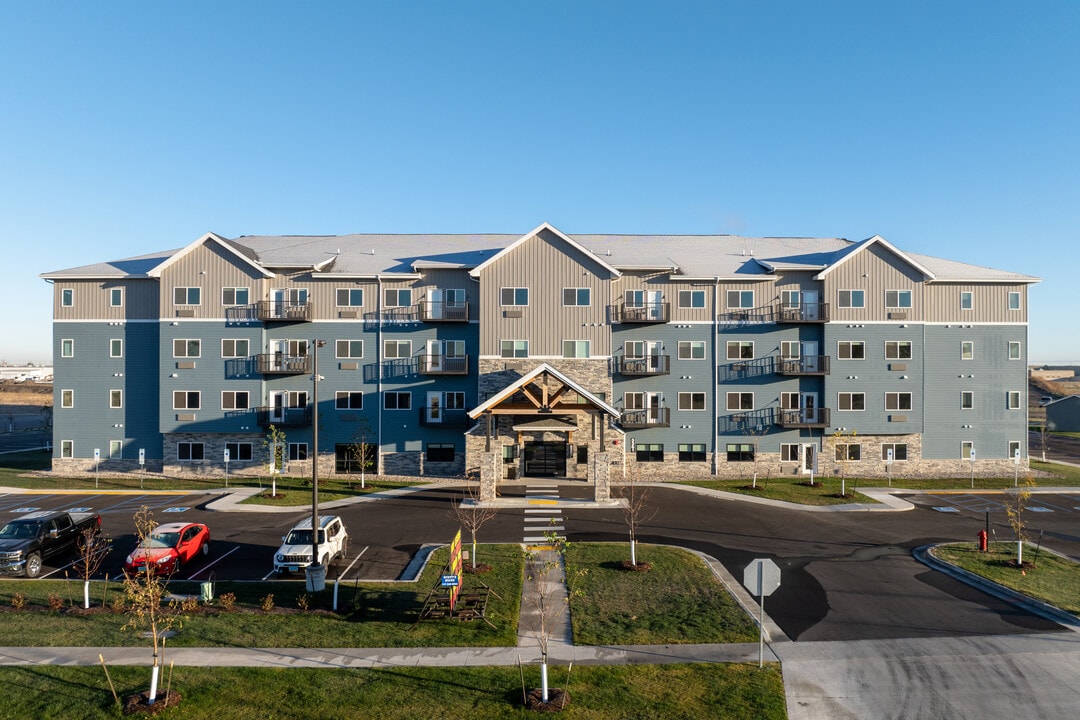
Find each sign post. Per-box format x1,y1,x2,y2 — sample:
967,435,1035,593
93,448,100,489
886,448,894,487
969,447,976,488
224,448,231,488
138,448,145,490
1013,447,1021,487
743,558,781,668
447,529,463,611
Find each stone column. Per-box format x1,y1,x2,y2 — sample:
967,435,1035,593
479,452,498,503
592,452,611,502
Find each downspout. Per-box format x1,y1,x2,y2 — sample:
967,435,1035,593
712,278,720,476
376,276,384,475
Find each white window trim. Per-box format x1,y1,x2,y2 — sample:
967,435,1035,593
961,391,974,410
61,389,74,408
110,339,123,358
221,287,250,306
1007,391,1022,410
561,287,591,307
885,392,912,411
837,341,865,360
173,339,202,358
173,287,202,306
678,392,707,411
61,339,74,358
109,288,123,307
725,392,754,411
221,339,250,359
837,392,865,411
220,391,250,410
838,289,865,309
336,339,365,359
109,390,122,409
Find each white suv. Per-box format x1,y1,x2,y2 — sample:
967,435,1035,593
273,515,349,575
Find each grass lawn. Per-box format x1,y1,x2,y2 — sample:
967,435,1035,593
0,545,523,649
237,475,416,505
931,541,1080,615
0,662,787,720
566,544,759,645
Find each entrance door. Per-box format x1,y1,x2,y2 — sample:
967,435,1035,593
802,290,819,320
426,391,442,423
523,442,568,477
270,391,287,423
801,341,819,373
801,392,819,424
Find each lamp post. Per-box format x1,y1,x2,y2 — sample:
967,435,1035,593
306,339,327,593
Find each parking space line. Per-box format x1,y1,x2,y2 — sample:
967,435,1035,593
182,545,241,581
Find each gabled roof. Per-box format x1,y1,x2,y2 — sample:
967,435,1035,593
468,223,622,279
147,232,275,279
814,235,936,281
468,363,620,419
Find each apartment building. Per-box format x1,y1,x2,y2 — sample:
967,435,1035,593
41,223,1038,480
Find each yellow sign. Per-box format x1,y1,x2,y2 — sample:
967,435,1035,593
448,528,463,611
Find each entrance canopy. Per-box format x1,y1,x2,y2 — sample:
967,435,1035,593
468,363,619,421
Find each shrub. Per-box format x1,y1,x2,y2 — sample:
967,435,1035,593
260,594,275,612
10,592,27,610
296,593,310,611
47,594,65,612
110,595,127,613
217,592,237,612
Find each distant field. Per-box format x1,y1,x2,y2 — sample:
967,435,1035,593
0,382,52,407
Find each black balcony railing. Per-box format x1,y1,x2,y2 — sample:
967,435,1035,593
612,302,670,323
256,353,312,375
616,355,671,376
417,355,469,375
256,301,312,322
775,355,831,376
774,302,829,323
418,301,469,322
418,408,472,427
620,407,671,429
775,408,831,428
255,406,312,427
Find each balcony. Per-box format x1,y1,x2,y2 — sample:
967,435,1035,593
616,355,671,376
255,406,312,427
775,355,831,376
612,302,670,323
774,302,829,323
256,301,312,322
256,353,312,375
418,355,469,375
620,407,671,429
418,407,472,428
418,301,469,322
775,408,831,428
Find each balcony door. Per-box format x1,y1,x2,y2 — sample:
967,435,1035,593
801,341,819,373
801,392,819,424
425,391,442,423
802,290,819,320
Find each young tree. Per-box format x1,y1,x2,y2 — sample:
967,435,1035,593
746,422,770,489
619,473,657,568
348,420,377,488
1006,474,1037,567
448,473,499,570
122,506,186,707
72,526,111,609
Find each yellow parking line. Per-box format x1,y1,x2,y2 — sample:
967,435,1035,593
8,489,193,496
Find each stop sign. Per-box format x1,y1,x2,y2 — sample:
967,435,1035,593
742,558,781,597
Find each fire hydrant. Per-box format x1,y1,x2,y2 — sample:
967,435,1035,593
977,530,988,552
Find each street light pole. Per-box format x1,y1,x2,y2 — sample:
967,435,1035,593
307,339,327,593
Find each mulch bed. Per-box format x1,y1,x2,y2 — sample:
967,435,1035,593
524,687,571,712
123,690,182,715
619,560,652,572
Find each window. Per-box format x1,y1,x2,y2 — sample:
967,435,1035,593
61,390,73,408
173,339,201,358
109,390,122,409
225,442,253,461
178,442,205,461
173,391,200,410
426,443,455,462
577,445,588,464
636,443,664,462
885,290,911,308
960,291,973,310
221,391,249,410
221,339,249,358
221,287,249,306
562,340,590,358
678,392,706,410
881,444,907,461
838,289,865,308
174,287,201,305
724,290,752,309
885,392,912,411
502,445,518,464
110,339,123,358
336,288,364,307
1008,441,1021,460
445,392,466,410
678,341,706,359
780,444,800,462
780,341,800,358
61,288,73,307
500,340,528,358
1007,391,1022,410
885,341,912,360
109,440,122,459
961,341,974,360
109,288,123,307
679,443,706,462
383,340,411,359
726,341,754,360
726,392,753,411
1008,292,1020,311
837,392,865,411
384,288,412,307
336,340,364,359
562,288,591,306
780,290,800,308
835,444,861,461
500,287,529,306
61,339,74,358
384,391,411,410
961,391,974,410
335,391,363,410
837,341,865,359
288,443,308,461
780,392,799,410
961,441,974,460
681,290,708,308
726,443,754,462
61,440,73,458
1008,341,1021,360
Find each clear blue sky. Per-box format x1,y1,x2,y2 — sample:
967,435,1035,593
2,1,1076,366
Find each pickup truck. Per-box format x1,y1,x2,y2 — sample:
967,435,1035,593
0,510,102,578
